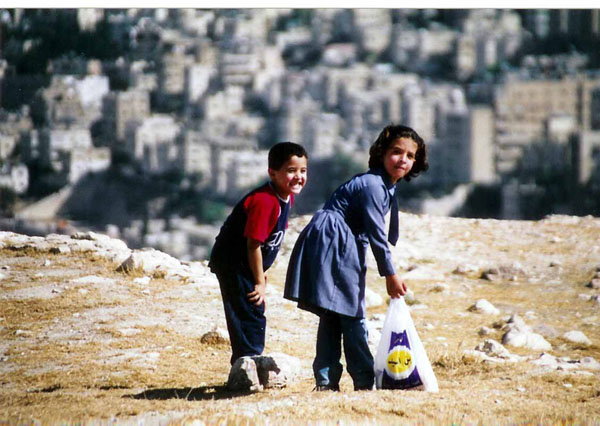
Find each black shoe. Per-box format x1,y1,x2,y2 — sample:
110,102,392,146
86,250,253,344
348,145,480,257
354,384,374,391
313,384,340,392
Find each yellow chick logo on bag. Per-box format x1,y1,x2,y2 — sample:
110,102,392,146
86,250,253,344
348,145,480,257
380,330,422,389
385,346,415,380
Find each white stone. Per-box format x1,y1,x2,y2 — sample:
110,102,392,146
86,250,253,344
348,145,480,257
71,276,116,286
134,277,151,285
502,329,552,351
118,248,189,279
365,287,383,308
475,339,512,359
200,327,229,345
579,357,600,371
562,330,592,346
469,299,500,315
531,353,558,369
506,314,531,332
478,326,493,336
430,283,449,293
368,327,381,347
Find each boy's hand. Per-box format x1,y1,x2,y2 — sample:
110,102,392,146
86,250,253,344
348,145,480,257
386,274,408,299
247,282,266,307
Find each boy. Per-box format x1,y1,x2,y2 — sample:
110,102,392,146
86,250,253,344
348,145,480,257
209,142,308,365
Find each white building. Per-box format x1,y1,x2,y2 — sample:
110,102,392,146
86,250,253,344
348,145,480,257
39,128,93,169
75,75,110,122
352,9,392,56
0,134,17,161
213,148,269,197
67,147,111,184
0,163,29,194
102,89,151,145
278,96,320,144
439,100,496,185
203,86,245,120
185,64,216,106
302,112,340,159
401,84,436,143
219,50,261,87
128,114,181,174
325,64,371,109
77,8,104,31
179,130,212,183
129,61,158,92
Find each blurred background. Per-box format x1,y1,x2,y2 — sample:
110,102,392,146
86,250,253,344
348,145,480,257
1,8,599,260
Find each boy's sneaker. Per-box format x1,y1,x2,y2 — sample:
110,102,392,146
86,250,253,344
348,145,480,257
313,384,340,392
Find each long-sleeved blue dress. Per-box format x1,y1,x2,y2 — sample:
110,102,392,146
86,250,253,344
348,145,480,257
284,168,396,319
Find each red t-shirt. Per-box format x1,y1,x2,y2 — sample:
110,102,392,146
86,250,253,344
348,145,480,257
243,184,293,243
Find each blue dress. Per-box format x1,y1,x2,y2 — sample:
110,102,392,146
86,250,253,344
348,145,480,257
284,168,396,318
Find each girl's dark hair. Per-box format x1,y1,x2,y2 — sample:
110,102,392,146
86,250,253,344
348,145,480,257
268,142,308,170
368,124,428,182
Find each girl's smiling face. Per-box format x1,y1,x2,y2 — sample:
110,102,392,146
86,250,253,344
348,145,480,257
383,137,418,184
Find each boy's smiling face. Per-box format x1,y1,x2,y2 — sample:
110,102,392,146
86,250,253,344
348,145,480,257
269,155,308,199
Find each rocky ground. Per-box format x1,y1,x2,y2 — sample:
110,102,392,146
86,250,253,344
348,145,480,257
1,212,600,425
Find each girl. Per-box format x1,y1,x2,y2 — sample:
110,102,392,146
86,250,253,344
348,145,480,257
284,124,428,391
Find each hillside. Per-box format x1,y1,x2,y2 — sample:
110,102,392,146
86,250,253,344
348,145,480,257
1,212,600,424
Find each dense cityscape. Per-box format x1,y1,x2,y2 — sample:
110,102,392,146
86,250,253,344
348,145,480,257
1,8,600,260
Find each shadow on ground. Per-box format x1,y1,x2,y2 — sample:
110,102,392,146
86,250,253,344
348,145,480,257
126,385,252,401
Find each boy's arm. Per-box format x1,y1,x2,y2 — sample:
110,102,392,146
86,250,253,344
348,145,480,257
246,237,266,307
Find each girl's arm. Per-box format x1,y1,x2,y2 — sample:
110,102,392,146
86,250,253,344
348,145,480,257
386,274,408,298
247,237,266,306
360,179,395,276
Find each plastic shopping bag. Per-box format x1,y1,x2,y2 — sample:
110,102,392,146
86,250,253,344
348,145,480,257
375,297,439,392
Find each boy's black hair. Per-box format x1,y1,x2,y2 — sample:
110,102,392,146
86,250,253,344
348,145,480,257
268,142,308,170
368,124,428,182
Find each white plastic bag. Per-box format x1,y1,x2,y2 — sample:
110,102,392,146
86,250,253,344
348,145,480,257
374,297,439,392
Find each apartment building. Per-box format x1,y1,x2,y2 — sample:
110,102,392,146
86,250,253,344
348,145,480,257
127,114,181,174
301,111,340,159
494,74,600,174
0,163,29,194
102,89,150,145
352,9,392,56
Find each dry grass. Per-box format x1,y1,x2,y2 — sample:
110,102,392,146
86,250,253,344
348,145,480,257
2,215,600,425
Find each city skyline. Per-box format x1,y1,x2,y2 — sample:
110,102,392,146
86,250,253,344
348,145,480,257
1,8,599,260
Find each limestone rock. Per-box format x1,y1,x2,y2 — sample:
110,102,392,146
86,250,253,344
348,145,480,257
468,299,500,315
117,248,189,279
505,314,530,332
481,264,525,282
453,264,479,275
227,357,262,392
254,353,301,389
533,324,559,338
475,339,513,359
227,353,301,392
586,279,600,289
478,326,493,336
200,327,229,345
502,329,551,351
562,330,592,346
531,353,559,370
365,287,383,308
501,314,551,350
579,357,600,371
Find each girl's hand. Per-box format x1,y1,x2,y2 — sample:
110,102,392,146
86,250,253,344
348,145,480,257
386,274,407,299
